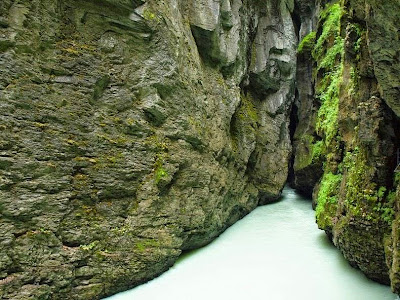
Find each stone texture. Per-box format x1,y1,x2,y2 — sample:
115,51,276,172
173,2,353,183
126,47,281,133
292,0,400,293
290,0,321,197
0,0,297,298
350,0,400,118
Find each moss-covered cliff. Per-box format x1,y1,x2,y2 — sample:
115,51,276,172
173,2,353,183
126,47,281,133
292,0,400,293
1,0,400,298
0,0,298,298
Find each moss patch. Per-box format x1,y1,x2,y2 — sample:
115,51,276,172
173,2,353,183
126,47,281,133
316,172,342,230
297,31,316,54
313,3,343,63
313,3,344,147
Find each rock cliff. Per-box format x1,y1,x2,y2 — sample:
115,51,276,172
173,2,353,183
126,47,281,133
292,0,400,294
0,0,297,298
2,0,400,298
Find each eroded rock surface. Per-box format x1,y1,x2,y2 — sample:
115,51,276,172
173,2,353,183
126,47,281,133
0,0,297,298
292,0,400,293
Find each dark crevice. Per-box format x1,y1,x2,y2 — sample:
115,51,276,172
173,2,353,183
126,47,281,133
62,240,81,248
291,2,302,40
245,149,257,177
287,89,299,188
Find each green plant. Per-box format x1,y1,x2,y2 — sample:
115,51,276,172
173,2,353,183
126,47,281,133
154,154,168,184
319,37,344,70
312,140,324,162
312,3,344,148
316,65,343,146
343,148,374,206
316,172,343,230
374,191,396,225
135,239,161,252
313,3,343,62
297,31,316,54
80,241,99,251
394,172,400,186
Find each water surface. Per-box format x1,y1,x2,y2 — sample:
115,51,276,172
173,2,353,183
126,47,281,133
106,187,397,300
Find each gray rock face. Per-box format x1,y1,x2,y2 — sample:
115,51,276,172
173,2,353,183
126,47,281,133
290,0,321,196
246,0,297,203
351,0,400,118
0,0,297,298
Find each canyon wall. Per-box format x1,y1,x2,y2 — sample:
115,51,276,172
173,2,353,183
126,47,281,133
292,0,400,293
1,0,400,298
0,0,297,298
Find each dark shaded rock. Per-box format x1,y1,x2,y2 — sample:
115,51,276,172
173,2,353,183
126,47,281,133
293,0,400,293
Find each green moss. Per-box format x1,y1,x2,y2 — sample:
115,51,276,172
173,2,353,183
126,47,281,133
395,172,400,186
155,165,167,183
297,31,316,54
374,191,396,225
237,94,258,123
135,239,161,252
313,3,343,62
80,241,99,251
142,9,156,21
294,135,325,171
230,93,258,153
0,40,15,52
312,140,324,162
312,2,344,148
154,154,168,184
340,148,395,224
56,39,96,57
343,148,375,206
316,172,342,230
348,66,361,96
350,23,363,55
319,37,344,70
315,65,342,146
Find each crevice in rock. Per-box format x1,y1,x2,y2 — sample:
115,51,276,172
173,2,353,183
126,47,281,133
291,1,302,40
190,25,220,67
287,89,299,187
245,149,257,177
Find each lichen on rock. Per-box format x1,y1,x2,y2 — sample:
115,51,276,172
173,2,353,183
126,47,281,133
0,0,297,298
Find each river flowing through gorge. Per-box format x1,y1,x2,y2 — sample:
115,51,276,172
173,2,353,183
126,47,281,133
106,187,397,300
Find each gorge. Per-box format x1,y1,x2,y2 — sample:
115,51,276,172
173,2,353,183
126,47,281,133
0,0,399,299
106,187,396,300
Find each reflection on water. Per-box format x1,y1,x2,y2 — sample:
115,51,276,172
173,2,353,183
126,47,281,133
106,187,397,300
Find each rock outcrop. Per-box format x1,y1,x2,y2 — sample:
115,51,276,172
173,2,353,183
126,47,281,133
0,0,297,298
290,0,321,197
292,0,400,293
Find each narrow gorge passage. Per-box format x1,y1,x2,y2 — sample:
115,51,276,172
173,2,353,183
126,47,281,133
2,1,400,298
106,187,396,300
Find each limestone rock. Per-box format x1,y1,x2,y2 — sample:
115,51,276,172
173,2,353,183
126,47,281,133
0,0,297,298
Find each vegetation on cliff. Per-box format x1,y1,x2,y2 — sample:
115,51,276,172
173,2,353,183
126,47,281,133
295,0,400,290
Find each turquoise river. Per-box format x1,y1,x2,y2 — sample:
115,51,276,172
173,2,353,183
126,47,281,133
106,187,398,300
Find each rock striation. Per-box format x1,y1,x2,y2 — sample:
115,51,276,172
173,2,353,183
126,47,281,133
0,0,297,298
2,0,400,298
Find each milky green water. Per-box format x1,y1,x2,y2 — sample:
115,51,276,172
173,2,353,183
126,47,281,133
106,187,397,300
